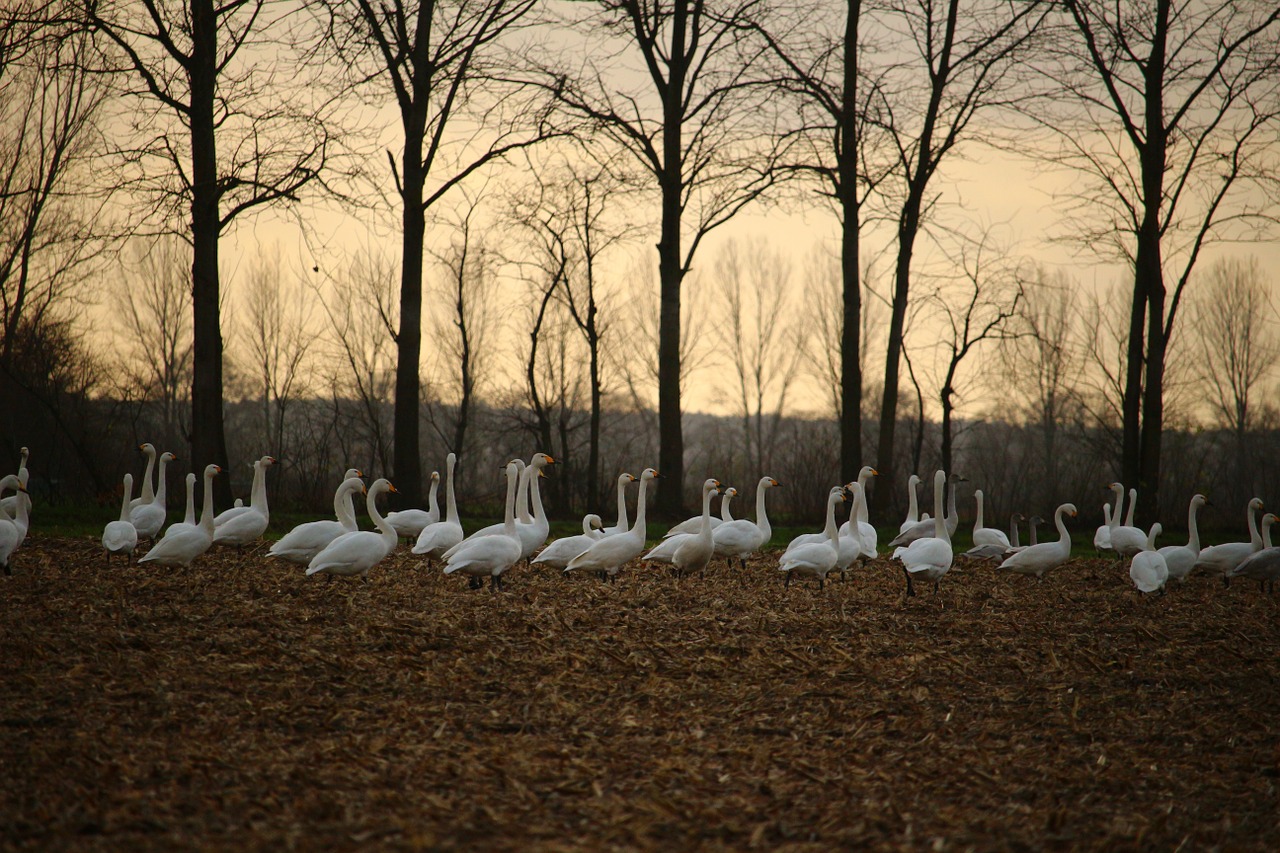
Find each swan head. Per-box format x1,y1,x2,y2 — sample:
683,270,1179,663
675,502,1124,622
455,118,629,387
908,474,920,487
702,478,721,494
430,471,440,483
160,451,176,463
531,453,556,468
1029,515,1043,526
258,455,278,467
640,468,661,481
1249,497,1264,511
762,476,780,488
1060,503,1078,518
858,466,877,480
139,442,156,455
723,487,737,498
344,468,364,480
203,464,222,478
185,473,196,486
585,514,603,530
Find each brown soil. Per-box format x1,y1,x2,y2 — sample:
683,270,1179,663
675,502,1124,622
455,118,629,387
2,536,1278,851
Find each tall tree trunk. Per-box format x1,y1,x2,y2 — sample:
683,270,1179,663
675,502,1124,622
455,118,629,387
1120,277,1145,492
394,108,428,507
940,386,954,476
189,0,230,507
656,0,688,517
838,0,863,484
588,308,601,514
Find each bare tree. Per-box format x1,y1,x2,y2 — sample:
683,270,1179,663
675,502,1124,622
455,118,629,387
317,0,562,505
550,0,783,513
708,238,803,477
1050,0,1280,518
1192,256,1279,501
870,0,1048,520
86,0,331,503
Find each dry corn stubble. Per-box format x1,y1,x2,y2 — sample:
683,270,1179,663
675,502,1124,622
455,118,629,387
2,536,1279,851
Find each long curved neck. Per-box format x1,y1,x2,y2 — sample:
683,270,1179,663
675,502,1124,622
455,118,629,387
720,492,734,522
946,481,958,523
182,478,196,525
1110,487,1123,530
139,452,156,502
445,455,458,524
630,477,650,538
516,464,532,523
1264,517,1275,550
1125,490,1137,526
335,485,357,530
250,462,269,515
615,478,629,529
932,474,946,540
528,467,546,525
427,476,440,517
1247,503,1261,547
1030,520,1040,547
1009,515,1020,548
846,486,860,531
826,496,841,547
118,478,132,522
907,479,920,523
975,491,985,529
1055,507,1070,548
153,457,170,505
1187,500,1201,551
754,481,772,539
503,470,520,536
699,488,716,537
199,473,216,534
369,486,396,547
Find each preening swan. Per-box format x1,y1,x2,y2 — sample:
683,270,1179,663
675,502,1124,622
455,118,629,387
213,456,277,548
269,477,367,565
1129,523,1169,594
1158,494,1206,581
779,487,848,589
713,476,781,570
385,470,441,542
998,504,1077,578
138,465,221,567
129,451,175,540
1194,497,1264,580
412,453,463,560
532,514,605,570
443,462,523,590
894,470,952,596
566,469,658,580
306,479,399,580
102,473,138,564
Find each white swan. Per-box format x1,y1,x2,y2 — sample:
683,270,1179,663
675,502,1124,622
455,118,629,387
663,484,736,537
1194,497,1265,580
781,486,847,555
1094,502,1113,554
412,453,464,560
971,489,1011,549
129,451,175,539
306,478,399,579
713,476,781,569
444,453,555,561
1129,523,1169,594
838,466,878,539
895,470,952,595
1158,494,1207,581
599,472,633,537
385,470,441,542
0,475,29,575
532,514,605,570
139,465,221,567
780,487,847,589
0,446,29,517
1228,513,1280,591
269,477,367,565
998,503,1077,578
566,468,659,579
899,473,932,534
130,443,157,510
644,479,724,571
213,455,277,548
102,473,139,564
443,462,523,590
964,513,1025,561
1108,485,1147,558
889,473,962,547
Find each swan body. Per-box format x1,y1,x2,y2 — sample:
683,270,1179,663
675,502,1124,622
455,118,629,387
533,515,605,569
385,471,441,540
713,476,781,568
780,487,847,588
1094,502,1113,553
663,485,736,537
160,473,200,539
443,463,523,588
971,489,1011,549
965,513,1024,561
102,473,138,563
781,486,847,556
444,453,555,561
838,467,878,540
412,453,463,559
567,470,657,578
599,472,633,537
1158,494,1206,581
895,470,953,595
889,473,962,547
139,465,221,567
307,479,399,578
0,447,29,517
1129,523,1169,594
1226,513,1278,585
998,504,1077,578
1194,498,1265,578
129,451,175,539
899,473,931,535
646,479,723,574
0,475,29,575
270,477,367,565
213,456,277,547
1108,485,1147,558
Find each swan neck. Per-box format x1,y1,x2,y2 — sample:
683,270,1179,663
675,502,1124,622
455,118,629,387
1055,507,1070,546
847,487,860,526
154,457,170,504
720,492,734,522
1187,500,1201,551
699,487,715,536
199,472,216,533
335,484,357,530
529,466,546,524
427,477,440,517
1264,518,1275,550
933,474,946,540
183,478,196,525
1247,502,1261,546
630,477,649,538
946,481,958,522
445,455,458,524
1009,516,1020,549
615,478,629,530
369,485,395,543
119,478,132,521
1124,489,1137,526
139,452,156,502
975,492,984,529
1110,487,1123,530
503,468,519,535
754,481,771,538
250,461,268,511
516,463,532,524
907,479,920,523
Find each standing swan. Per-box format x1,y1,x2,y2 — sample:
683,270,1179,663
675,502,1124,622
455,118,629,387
129,451,175,540
1159,494,1207,581
780,487,848,589
998,504,1077,578
306,479,399,580
899,473,931,534
713,476,781,570
0,475,28,575
533,515,606,570
1194,497,1265,581
971,489,1010,549
1108,485,1147,558
566,469,660,580
130,443,158,510
1129,523,1169,594
644,479,724,571
386,470,441,543
895,470,952,596
443,462,523,590
102,473,139,564
412,453,463,561
270,477,367,565
213,456,277,548
139,465,221,567
599,473,633,537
